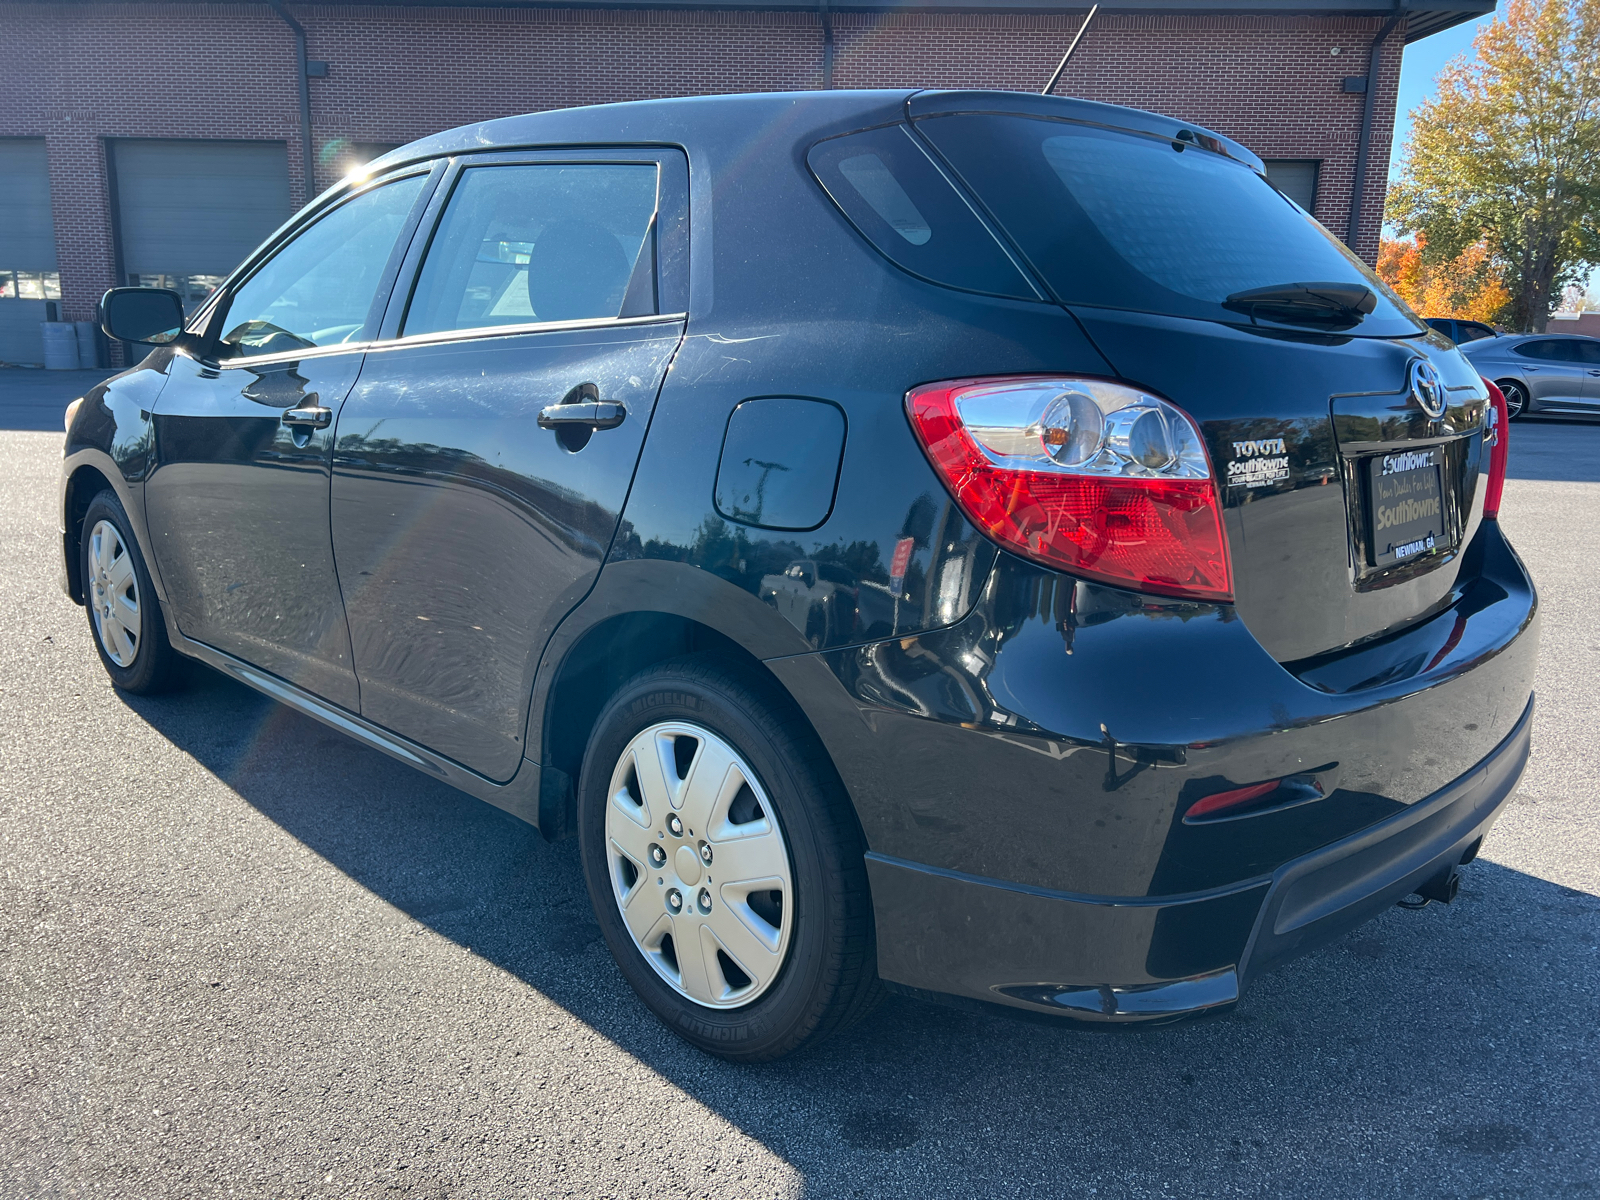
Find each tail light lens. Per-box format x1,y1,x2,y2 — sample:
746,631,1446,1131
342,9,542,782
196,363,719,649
1481,377,1509,520
906,376,1232,602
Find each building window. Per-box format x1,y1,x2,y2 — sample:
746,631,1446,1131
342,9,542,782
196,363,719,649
129,273,226,308
0,270,62,300
1263,160,1321,214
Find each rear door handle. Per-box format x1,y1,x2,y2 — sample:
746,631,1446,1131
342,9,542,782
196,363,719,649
282,405,332,428
537,400,625,430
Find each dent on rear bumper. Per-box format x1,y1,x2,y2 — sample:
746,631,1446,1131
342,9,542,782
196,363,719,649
765,519,1538,1019
867,694,1532,1022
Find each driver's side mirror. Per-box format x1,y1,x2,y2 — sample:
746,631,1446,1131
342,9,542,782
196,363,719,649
100,287,186,345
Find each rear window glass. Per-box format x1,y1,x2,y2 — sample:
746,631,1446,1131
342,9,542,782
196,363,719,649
808,125,1037,300
914,113,1422,336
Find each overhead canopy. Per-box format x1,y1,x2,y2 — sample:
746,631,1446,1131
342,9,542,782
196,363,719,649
31,0,1496,44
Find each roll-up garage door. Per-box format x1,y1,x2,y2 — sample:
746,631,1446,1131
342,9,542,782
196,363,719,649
0,138,59,365
110,139,291,307
1263,160,1320,215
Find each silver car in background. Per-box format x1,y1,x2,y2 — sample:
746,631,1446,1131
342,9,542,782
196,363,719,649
1463,332,1600,418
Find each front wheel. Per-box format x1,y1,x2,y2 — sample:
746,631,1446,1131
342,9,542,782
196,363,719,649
80,489,183,694
1496,379,1528,420
578,656,881,1061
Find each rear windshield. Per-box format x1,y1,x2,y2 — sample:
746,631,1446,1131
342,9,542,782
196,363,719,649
915,113,1423,337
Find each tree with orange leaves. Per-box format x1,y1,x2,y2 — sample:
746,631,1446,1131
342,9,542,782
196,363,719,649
1378,235,1512,324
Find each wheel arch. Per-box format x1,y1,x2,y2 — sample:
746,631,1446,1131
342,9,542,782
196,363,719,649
62,461,119,605
530,560,836,841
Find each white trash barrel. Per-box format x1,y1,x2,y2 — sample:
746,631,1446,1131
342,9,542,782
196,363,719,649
41,322,80,370
74,321,100,369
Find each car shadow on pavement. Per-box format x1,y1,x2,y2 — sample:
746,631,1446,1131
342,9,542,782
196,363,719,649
119,664,1600,1193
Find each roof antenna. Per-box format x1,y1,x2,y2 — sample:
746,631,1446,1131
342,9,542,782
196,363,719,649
1042,3,1098,96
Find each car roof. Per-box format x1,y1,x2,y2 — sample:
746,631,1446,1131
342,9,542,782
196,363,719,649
1465,332,1598,348
359,88,1260,180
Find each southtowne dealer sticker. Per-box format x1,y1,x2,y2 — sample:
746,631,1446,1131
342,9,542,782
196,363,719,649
1227,438,1290,488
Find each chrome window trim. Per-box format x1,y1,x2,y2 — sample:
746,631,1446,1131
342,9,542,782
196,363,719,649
212,311,687,369
213,340,373,370
377,311,686,352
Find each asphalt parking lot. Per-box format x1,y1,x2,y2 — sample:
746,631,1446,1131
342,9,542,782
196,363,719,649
2,375,1597,1199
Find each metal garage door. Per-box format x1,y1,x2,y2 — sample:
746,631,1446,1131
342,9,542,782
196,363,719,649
110,139,291,309
0,138,59,365
1263,160,1320,215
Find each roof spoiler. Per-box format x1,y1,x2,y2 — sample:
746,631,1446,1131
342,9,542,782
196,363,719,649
904,89,1265,174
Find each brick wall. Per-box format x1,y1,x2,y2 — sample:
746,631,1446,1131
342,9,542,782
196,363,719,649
1,2,1404,326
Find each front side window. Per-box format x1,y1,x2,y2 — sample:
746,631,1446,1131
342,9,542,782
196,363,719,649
1576,339,1600,364
403,163,659,336
219,174,426,358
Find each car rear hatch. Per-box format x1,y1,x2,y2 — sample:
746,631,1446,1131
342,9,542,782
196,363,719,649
907,92,1491,662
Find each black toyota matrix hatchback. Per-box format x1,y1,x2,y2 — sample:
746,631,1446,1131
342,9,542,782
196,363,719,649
65,90,1536,1061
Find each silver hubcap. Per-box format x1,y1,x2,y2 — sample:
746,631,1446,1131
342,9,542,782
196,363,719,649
88,519,140,667
605,722,793,1009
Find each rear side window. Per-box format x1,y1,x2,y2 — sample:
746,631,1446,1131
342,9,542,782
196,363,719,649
915,113,1423,336
808,125,1037,300
404,163,658,336
1514,339,1573,361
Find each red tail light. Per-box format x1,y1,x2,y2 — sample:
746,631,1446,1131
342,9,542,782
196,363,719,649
906,377,1232,602
1481,377,1509,520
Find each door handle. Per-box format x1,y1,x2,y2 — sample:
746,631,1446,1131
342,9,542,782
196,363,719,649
537,400,625,430
282,405,332,428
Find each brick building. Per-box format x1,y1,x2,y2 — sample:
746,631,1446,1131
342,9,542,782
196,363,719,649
2,0,1490,365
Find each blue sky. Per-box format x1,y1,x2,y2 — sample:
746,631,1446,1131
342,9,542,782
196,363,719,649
1389,8,1499,182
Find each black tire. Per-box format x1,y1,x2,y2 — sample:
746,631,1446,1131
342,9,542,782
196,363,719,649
1496,379,1528,420
80,489,184,694
578,655,882,1061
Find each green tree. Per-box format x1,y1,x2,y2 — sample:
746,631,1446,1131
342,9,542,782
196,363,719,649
1388,0,1600,331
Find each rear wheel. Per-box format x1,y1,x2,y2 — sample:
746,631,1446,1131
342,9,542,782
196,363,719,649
578,656,881,1061
1496,379,1528,419
80,490,183,694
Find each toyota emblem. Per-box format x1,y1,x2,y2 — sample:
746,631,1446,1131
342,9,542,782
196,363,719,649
1408,359,1446,419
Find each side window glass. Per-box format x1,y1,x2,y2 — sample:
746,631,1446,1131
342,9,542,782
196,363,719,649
220,175,426,358
808,125,1037,300
403,164,659,336
1514,340,1559,361
1576,339,1600,364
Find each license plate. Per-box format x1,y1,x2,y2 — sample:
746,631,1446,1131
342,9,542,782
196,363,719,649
1365,446,1447,567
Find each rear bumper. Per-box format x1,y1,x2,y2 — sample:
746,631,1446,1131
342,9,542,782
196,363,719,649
866,694,1532,1022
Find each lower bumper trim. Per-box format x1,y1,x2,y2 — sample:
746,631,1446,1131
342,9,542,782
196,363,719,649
869,693,1534,1024
997,967,1239,1024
